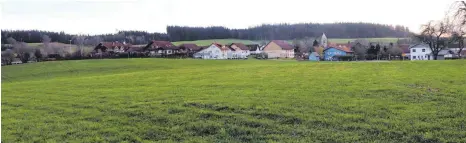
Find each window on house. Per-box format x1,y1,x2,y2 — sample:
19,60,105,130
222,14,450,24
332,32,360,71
422,49,425,52
412,56,416,59
413,49,416,52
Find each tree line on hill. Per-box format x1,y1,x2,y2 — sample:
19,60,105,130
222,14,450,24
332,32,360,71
167,23,411,41
2,22,410,45
1,30,169,45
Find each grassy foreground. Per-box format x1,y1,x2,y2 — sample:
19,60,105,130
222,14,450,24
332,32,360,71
2,59,466,142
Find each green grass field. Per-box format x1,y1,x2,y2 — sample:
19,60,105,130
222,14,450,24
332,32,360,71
2,59,466,142
172,39,259,46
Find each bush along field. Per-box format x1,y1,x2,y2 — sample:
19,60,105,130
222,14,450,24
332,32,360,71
2,59,466,142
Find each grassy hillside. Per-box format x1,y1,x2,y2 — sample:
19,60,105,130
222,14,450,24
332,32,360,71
172,39,259,46
2,59,466,142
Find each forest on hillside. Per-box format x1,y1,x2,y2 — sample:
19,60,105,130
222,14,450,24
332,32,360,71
167,23,411,41
1,22,411,45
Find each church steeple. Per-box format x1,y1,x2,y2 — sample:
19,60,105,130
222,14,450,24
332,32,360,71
320,33,328,48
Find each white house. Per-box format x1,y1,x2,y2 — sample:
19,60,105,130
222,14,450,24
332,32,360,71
194,43,231,59
410,43,457,60
410,44,432,60
229,43,250,59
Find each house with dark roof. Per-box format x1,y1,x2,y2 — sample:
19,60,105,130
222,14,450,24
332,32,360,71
436,49,456,60
126,45,145,52
144,41,178,56
179,44,201,57
262,40,295,58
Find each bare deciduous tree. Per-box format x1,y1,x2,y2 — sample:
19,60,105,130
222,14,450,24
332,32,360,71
417,20,450,60
73,35,86,58
451,1,466,57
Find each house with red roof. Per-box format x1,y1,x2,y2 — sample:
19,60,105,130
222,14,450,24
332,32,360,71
100,42,131,53
193,43,231,59
229,43,250,58
323,46,353,61
262,40,295,58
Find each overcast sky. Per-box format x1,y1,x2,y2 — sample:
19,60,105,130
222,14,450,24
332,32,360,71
0,0,457,35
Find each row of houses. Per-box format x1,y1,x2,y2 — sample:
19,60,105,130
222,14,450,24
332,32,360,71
303,33,465,61
399,44,465,60
306,42,464,61
38,32,462,61
92,40,263,59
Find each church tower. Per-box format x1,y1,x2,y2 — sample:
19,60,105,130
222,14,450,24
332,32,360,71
320,33,328,48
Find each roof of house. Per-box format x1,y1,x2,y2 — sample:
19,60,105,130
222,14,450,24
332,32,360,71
213,43,223,48
211,43,232,51
438,49,454,55
335,43,350,48
270,40,294,50
150,41,177,49
324,46,353,53
399,44,411,53
179,43,201,51
101,42,126,48
447,43,460,48
310,52,320,56
230,43,249,50
126,45,145,52
409,43,429,49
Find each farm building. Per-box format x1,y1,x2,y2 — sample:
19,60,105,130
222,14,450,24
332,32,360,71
323,46,353,61
436,49,456,60
262,40,295,58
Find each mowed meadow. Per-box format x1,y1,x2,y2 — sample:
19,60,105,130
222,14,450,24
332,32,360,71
2,59,466,142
